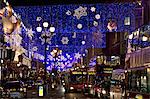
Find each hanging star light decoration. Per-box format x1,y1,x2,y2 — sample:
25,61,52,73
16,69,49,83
61,37,69,44
73,6,87,19
26,28,34,40
66,10,72,16
90,7,96,12
75,52,81,59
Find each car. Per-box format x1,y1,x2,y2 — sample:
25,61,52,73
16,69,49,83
2,80,27,98
25,80,36,89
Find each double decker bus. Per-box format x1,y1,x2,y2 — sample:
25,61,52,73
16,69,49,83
63,68,87,93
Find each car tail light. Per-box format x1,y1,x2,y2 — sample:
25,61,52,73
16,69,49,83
97,88,100,92
84,84,87,87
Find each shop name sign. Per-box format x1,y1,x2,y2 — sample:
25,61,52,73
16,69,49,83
103,68,113,73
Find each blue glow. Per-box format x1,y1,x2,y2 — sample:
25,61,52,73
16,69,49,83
12,3,137,70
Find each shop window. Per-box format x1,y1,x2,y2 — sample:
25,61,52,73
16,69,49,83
128,70,148,93
124,17,130,25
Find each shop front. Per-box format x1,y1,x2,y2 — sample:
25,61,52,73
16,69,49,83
127,67,150,99
126,46,150,98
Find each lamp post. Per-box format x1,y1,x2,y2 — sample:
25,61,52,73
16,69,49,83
36,22,55,83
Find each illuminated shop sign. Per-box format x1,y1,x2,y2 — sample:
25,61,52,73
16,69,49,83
88,71,96,75
72,71,82,74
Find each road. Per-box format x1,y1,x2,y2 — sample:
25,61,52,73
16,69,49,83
27,85,97,99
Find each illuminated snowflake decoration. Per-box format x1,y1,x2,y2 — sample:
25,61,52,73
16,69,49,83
75,52,81,59
66,10,72,16
26,28,34,40
32,46,38,51
90,7,96,12
39,31,53,45
72,32,76,38
61,37,69,44
93,21,98,27
73,6,87,19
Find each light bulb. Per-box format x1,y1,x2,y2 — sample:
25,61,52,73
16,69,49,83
36,26,42,32
49,26,55,32
43,22,49,28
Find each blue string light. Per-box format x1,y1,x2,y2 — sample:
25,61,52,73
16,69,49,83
12,3,136,70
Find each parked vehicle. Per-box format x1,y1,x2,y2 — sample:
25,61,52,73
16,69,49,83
2,80,27,98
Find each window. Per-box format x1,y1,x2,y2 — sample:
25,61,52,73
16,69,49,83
124,17,130,25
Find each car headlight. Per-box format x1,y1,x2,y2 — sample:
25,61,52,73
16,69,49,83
102,89,106,94
62,80,64,83
70,87,74,90
63,83,65,86
20,88,23,91
88,85,92,87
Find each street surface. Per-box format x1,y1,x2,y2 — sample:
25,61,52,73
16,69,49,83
27,85,97,99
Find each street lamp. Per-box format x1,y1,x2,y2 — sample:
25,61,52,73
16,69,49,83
36,22,55,82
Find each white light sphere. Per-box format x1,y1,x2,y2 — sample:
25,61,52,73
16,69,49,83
83,54,86,56
36,26,42,32
95,14,100,20
142,36,148,41
82,41,86,45
43,22,49,28
49,26,55,32
77,24,83,29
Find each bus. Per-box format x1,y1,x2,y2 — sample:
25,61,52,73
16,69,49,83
63,68,87,93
